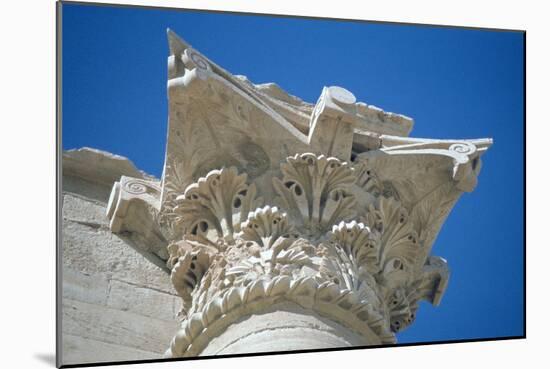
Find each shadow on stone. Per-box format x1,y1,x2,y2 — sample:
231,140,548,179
34,353,56,366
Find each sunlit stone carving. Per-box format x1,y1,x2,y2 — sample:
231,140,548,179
106,29,492,357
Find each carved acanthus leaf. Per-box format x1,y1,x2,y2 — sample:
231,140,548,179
353,159,400,201
316,221,383,310
354,159,383,196
383,256,449,333
239,206,294,249
226,245,314,287
168,274,395,357
415,256,450,306
328,220,381,272
100,30,495,358
410,182,460,258
167,240,217,318
273,153,356,236
362,196,421,281
385,286,419,333
172,167,263,246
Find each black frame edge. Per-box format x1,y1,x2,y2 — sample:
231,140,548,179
55,2,528,368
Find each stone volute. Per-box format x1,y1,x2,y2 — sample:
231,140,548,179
105,29,492,357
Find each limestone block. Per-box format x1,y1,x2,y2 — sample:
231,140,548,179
61,192,179,364
62,220,173,293
63,193,110,227
62,267,110,306
62,268,179,334
63,174,114,203
105,279,179,322
63,147,145,186
62,298,177,354
62,147,182,364
62,334,161,365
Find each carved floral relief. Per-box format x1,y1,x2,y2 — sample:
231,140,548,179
105,30,491,358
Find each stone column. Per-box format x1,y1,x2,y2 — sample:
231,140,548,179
106,30,492,358
199,302,374,355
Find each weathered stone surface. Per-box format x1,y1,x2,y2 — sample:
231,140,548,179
105,279,179,322
62,298,176,353
63,147,146,186
142,30,491,358
63,147,152,204
62,267,110,306
62,222,169,289
106,176,167,259
201,302,370,355
61,152,180,365
62,334,161,365
63,174,114,203
63,193,110,227
76,29,493,361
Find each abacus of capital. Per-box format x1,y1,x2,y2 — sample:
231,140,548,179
106,30,492,357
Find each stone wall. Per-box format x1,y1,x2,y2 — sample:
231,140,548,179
60,148,179,366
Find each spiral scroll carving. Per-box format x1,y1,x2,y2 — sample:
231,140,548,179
123,180,149,195
449,142,476,155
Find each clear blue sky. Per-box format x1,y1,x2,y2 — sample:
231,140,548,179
61,3,524,344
